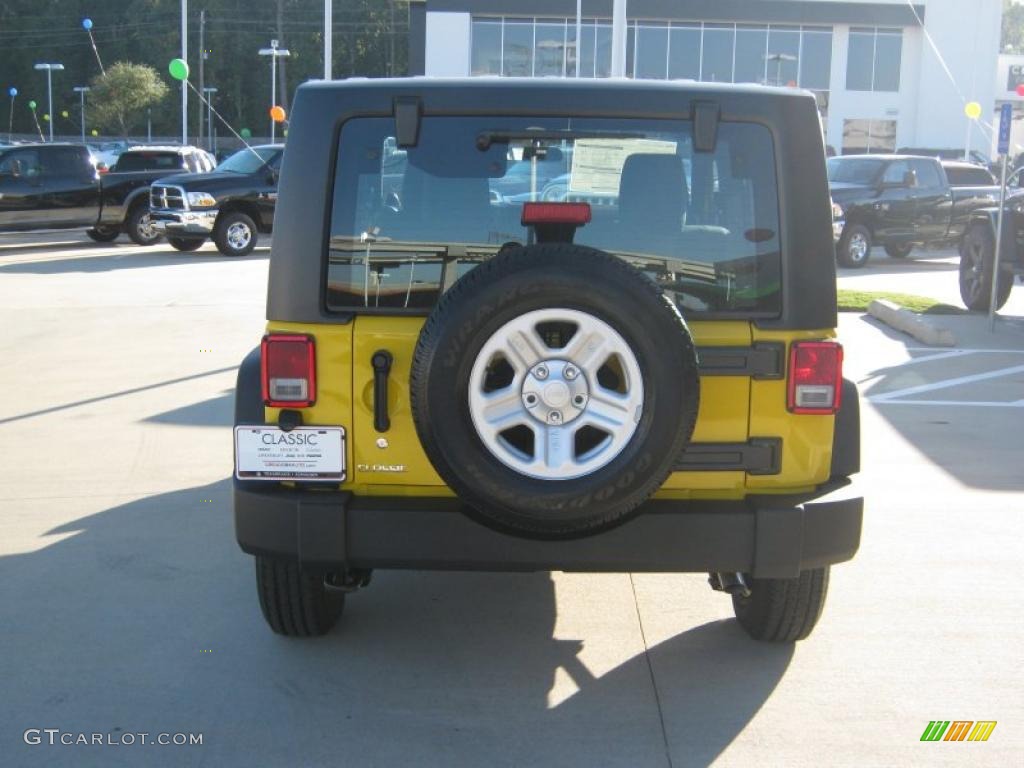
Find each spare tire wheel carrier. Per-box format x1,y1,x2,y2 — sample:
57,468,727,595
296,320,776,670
409,243,701,538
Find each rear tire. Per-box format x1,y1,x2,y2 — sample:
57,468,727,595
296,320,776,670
836,224,872,268
85,226,119,243
732,567,830,643
255,556,345,637
126,205,161,246
884,242,913,259
168,237,205,252
214,211,257,256
960,223,1013,311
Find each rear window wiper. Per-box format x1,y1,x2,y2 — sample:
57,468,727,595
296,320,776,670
476,130,645,151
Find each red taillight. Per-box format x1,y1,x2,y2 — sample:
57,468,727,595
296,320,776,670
521,202,592,226
261,334,316,408
787,341,843,415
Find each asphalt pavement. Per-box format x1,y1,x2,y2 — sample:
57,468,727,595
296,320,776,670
0,232,1021,767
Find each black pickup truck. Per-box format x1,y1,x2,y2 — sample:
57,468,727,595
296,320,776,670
149,144,283,256
829,155,997,267
0,142,183,245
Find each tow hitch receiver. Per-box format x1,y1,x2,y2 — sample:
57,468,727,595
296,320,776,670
709,572,751,598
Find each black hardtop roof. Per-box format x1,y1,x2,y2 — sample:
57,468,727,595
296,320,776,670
301,75,817,103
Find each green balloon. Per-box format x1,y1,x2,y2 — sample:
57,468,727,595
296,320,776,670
240,128,252,139
91,129,98,137
28,100,37,110
43,114,50,121
61,110,69,118
168,58,189,81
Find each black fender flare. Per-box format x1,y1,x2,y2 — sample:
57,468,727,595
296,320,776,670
830,378,860,480
234,346,264,426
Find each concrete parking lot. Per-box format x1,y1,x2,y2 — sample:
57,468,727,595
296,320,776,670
0,233,1021,767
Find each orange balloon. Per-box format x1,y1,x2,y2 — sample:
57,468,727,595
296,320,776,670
269,105,286,123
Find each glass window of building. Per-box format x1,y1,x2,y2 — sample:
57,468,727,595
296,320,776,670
503,20,534,77
535,21,567,77
799,28,833,90
842,119,897,154
734,25,768,84
874,29,903,91
846,27,903,92
766,26,800,86
595,22,613,77
471,20,502,76
702,24,734,83
668,25,701,79
636,23,668,79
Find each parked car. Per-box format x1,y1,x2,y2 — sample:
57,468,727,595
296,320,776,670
958,195,1024,311
0,142,170,245
92,140,139,172
232,77,862,642
110,145,216,174
829,154,998,267
149,144,283,256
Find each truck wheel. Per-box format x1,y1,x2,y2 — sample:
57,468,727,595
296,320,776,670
126,205,161,246
837,224,872,268
884,243,913,259
85,226,119,243
960,224,1013,311
255,556,345,637
732,567,830,643
214,212,258,256
167,237,205,252
410,243,701,539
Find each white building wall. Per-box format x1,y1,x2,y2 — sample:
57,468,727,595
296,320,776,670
425,12,472,77
910,0,1001,154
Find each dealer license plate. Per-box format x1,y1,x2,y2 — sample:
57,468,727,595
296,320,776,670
234,426,345,482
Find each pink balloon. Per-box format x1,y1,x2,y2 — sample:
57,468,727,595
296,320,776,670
1016,83,1024,97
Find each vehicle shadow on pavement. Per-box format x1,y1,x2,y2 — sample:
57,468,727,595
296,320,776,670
144,391,235,428
0,250,267,275
0,480,792,768
846,314,1024,492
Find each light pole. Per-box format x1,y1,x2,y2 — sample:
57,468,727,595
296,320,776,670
73,86,89,143
324,0,332,80
181,0,188,144
7,87,16,143
34,63,64,142
203,87,218,153
259,40,291,142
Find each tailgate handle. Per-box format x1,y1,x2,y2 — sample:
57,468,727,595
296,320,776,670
371,350,393,432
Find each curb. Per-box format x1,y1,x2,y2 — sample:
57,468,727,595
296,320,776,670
867,299,957,347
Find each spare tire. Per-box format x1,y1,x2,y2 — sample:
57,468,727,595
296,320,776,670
410,243,700,539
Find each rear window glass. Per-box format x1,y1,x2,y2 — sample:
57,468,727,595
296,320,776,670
113,152,183,172
328,116,782,316
943,165,995,186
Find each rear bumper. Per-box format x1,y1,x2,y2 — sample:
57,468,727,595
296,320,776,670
151,209,217,236
234,479,862,578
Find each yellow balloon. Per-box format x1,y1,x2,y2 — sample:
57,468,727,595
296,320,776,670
964,101,982,120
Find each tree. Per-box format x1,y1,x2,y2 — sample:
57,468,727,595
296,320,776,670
88,62,169,137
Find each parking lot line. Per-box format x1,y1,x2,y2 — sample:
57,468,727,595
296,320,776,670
868,363,1024,404
870,399,1024,407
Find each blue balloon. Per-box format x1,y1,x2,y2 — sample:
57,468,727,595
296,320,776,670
82,18,93,30
8,87,17,97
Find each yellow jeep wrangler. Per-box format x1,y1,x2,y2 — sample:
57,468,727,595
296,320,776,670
233,78,862,642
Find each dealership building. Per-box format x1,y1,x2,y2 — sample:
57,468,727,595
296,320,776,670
408,0,1002,157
